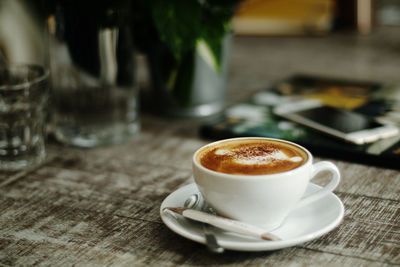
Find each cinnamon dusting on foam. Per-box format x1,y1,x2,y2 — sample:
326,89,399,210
198,140,307,175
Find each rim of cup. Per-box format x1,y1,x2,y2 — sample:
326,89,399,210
193,137,313,179
0,64,49,91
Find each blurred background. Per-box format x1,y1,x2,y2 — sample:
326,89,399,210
223,0,400,104
1,0,400,166
0,0,47,66
1,0,400,110
134,0,400,106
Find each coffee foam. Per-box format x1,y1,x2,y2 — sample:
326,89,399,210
230,149,302,165
198,139,308,175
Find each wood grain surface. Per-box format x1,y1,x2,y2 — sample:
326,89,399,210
1,27,400,266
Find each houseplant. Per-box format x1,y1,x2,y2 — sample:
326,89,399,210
133,0,241,117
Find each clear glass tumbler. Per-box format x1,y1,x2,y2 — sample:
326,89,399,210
0,64,49,171
47,1,139,147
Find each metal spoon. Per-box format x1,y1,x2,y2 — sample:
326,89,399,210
184,194,224,253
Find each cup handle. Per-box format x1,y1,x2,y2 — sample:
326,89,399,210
296,161,340,208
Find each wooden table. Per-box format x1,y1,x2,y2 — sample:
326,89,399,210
1,28,400,266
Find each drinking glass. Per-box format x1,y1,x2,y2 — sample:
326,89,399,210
0,64,49,171
47,1,139,147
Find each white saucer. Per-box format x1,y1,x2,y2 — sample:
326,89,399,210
160,183,344,251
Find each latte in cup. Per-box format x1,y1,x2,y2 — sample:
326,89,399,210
193,137,340,229
196,138,308,175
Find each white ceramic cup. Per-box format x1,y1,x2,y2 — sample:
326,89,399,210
192,137,340,231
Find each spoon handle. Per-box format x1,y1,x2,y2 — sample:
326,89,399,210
202,223,224,253
164,207,281,241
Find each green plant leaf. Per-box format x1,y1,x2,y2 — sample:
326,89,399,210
144,0,241,107
151,0,202,62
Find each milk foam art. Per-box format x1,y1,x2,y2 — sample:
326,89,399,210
215,148,302,165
